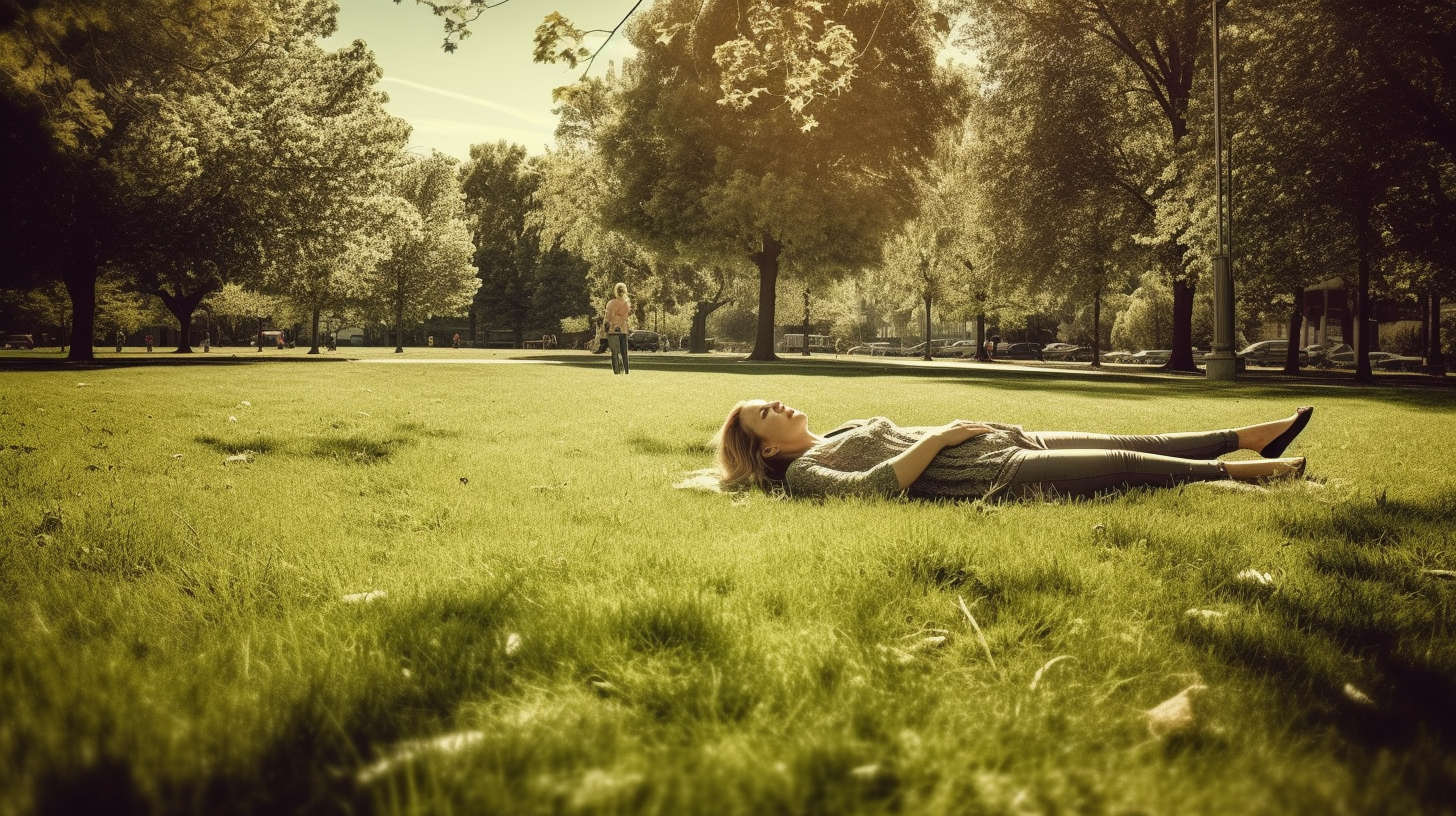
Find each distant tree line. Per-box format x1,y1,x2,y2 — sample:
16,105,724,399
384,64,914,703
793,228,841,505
5,0,1452,379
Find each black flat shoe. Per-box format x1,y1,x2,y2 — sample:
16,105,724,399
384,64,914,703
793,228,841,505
1261,406,1313,458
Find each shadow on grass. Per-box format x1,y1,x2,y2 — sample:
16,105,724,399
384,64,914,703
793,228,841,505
1180,489,1456,804
194,434,286,455
310,434,407,463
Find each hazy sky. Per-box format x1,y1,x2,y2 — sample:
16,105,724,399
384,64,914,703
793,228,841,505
323,0,637,159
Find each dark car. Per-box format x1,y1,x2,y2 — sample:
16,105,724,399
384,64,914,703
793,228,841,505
997,342,1044,361
2,334,35,350
1238,340,1308,367
628,330,663,352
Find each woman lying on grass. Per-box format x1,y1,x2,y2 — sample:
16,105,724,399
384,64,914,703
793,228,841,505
715,401,1313,501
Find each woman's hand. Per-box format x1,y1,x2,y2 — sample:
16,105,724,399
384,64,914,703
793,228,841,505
934,421,995,446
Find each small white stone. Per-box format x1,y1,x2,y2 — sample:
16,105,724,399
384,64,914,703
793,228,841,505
227,415,238,423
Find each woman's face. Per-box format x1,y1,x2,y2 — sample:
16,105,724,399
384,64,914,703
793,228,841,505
739,400,808,450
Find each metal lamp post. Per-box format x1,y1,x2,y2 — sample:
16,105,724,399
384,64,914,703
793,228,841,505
1205,0,1238,381
801,288,811,356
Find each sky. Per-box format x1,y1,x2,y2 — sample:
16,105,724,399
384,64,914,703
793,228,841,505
322,0,638,159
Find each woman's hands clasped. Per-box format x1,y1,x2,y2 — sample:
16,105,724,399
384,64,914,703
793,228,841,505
934,421,996,446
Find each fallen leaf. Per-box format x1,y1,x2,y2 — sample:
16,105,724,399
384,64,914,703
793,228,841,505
1343,683,1374,706
1145,684,1207,739
228,416,238,423
505,632,522,655
1235,569,1273,585
342,590,387,604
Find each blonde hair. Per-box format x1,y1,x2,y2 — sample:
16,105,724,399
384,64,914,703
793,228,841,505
613,282,629,303
714,401,792,491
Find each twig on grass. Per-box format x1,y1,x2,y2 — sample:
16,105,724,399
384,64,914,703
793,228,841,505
957,594,998,674
1029,655,1076,691
172,510,204,553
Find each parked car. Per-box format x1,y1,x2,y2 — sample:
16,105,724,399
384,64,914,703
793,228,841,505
1126,349,1171,365
628,330,663,352
940,339,983,359
1326,350,1411,369
2,334,35,350
1238,340,1309,367
898,339,955,358
1375,353,1425,371
846,342,892,356
997,342,1044,361
1305,343,1351,366
1101,350,1135,363
1042,345,1096,362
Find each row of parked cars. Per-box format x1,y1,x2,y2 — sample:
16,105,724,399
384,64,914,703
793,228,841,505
840,337,1425,371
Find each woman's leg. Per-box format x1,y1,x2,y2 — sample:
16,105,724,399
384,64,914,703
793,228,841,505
998,448,1303,501
1028,429,1239,459
1026,408,1311,458
607,334,624,374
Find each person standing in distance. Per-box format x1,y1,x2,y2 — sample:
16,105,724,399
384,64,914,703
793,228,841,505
603,282,632,375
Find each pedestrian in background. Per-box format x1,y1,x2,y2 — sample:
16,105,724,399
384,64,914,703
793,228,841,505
603,282,632,375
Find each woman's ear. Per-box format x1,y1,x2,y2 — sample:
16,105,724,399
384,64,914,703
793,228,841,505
761,445,780,459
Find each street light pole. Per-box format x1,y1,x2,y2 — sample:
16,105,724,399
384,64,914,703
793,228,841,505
802,287,811,356
1205,0,1238,381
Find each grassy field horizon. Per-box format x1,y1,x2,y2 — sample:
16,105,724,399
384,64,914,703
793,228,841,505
2,356,1453,815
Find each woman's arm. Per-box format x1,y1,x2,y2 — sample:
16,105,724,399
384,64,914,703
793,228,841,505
787,422,995,498
885,422,995,488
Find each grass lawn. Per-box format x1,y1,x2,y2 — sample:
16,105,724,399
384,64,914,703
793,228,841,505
2,348,1454,815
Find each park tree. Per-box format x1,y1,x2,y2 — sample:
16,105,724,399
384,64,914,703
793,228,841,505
598,0,964,361
204,284,284,345
880,132,974,361
459,141,544,345
0,0,273,360
966,0,1214,372
354,152,479,353
109,17,410,353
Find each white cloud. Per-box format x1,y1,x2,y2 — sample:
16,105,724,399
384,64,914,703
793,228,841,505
382,77,557,127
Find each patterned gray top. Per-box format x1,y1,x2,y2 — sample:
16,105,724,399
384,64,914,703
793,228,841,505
784,417,1046,500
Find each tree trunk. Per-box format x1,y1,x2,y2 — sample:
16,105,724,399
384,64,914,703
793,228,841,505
748,232,782,362
922,294,933,361
1167,278,1197,371
156,288,211,353
1091,288,1102,369
1426,289,1446,375
394,299,405,354
309,307,321,354
62,259,98,362
975,310,986,361
689,299,728,353
1283,302,1303,374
